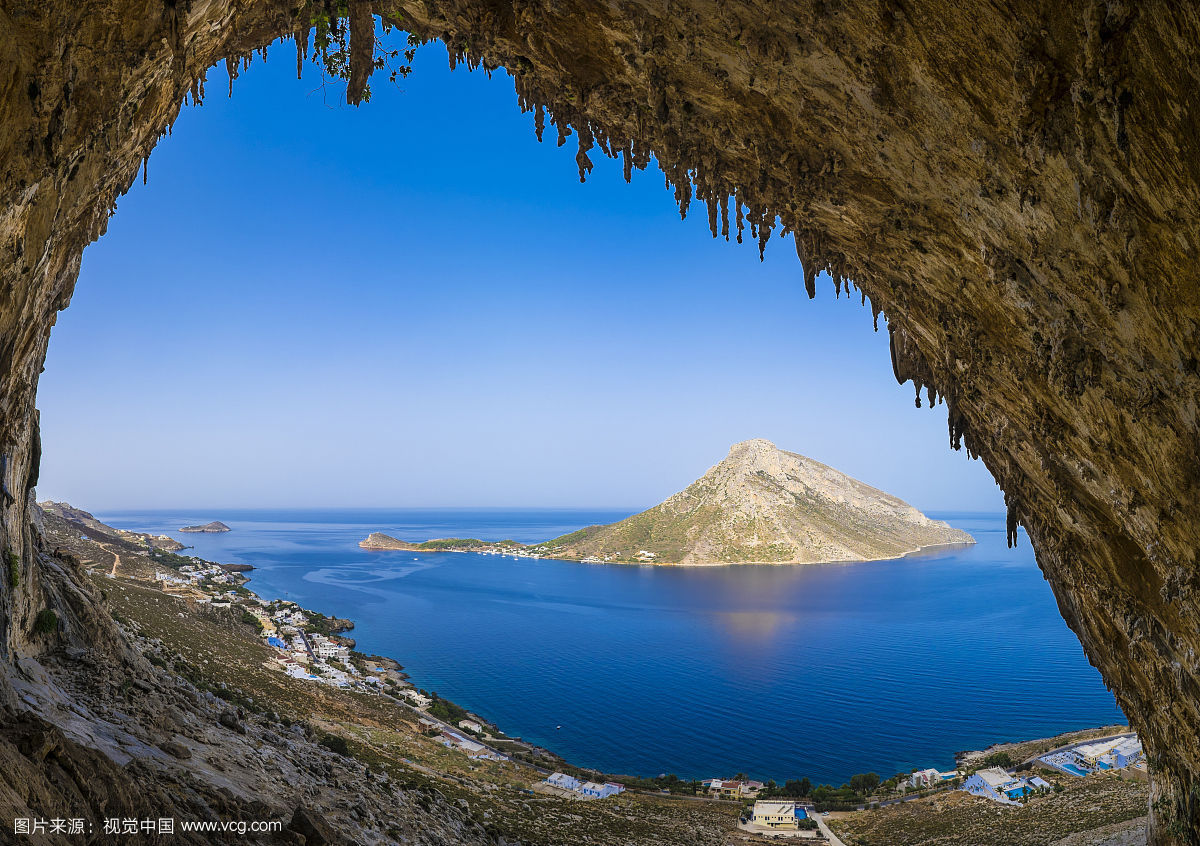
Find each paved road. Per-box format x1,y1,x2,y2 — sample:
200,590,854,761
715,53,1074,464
813,813,848,846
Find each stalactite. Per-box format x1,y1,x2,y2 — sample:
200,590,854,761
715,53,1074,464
720,194,729,240
576,122,594,182
534,104,545,142
25,413,40,494
949,408,966,450
1006,495,1021,548
225,57,237,97
794,233,816,299
889,326,906,383
141,155,148,186
347,1,373,105
677,171,692,220
735,197,744,244
622,143,632,182
0,454,11,506
295,24,310,80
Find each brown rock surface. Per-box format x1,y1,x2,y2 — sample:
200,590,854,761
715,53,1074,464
1,1,1199,842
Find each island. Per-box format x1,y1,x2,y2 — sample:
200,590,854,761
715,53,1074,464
359,439,975,566
359,533,525,553
180,520,232,533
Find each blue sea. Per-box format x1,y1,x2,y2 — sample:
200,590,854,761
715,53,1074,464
99,508,1124,785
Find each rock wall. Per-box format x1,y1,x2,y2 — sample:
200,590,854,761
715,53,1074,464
1,0,1198,841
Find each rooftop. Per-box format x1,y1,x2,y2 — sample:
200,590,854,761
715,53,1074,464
977,767,1017,789
753,801,797,815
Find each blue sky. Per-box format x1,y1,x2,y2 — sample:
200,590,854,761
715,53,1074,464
36,41,1004,512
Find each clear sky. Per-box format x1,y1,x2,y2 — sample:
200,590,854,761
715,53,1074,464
36,41,1005,513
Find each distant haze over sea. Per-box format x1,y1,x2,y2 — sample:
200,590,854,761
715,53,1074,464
101,507,1124,784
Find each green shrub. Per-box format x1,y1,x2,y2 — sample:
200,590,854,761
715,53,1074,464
32,608,57,636
319,733,351,757
5,550,19,588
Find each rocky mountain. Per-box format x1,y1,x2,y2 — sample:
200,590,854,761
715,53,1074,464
179,521,231,533
536,439,973,565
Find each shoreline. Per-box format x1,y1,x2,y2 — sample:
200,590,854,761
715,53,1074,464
360,537,977,568
100,517,1128,796
92,511,1112,791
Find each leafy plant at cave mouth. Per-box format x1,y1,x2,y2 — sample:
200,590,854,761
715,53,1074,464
5,550,18,588
32,608,57,636
309,1,417,102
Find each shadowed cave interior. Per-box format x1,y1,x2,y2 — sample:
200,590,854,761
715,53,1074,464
1,1,1199,842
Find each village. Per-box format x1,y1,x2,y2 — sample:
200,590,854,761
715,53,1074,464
722,732,1146,838
148,556,529,764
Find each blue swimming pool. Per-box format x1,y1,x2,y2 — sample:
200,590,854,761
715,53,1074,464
795,808,808,819
1058,763,1089,777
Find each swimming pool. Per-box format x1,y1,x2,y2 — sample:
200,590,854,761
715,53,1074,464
1058,762,1089,777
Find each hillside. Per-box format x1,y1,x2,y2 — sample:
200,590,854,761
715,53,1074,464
532,439,974,565
38,500,185,552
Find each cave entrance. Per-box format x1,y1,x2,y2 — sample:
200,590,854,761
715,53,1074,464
33,41,1125,787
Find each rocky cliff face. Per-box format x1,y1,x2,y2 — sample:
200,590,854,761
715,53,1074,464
545,439,973,564
2,0,1199,842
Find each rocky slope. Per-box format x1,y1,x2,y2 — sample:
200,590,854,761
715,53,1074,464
539,439,972,565
39,501,184,551
2,0,1200,841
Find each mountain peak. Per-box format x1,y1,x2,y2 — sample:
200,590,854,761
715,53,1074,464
541,440,974,565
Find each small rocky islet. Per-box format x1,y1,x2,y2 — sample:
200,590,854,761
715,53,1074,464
179,520,232,533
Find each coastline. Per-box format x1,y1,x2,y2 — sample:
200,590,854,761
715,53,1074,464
80,508,1132,802
359,536,977,568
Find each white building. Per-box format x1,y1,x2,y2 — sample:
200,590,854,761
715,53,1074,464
458,719,484,734
751,801,804,830
578,781,624,799
910,768,942,788
1110,737,1143,768
314,640,346,660
960,767,1034,804
400,689,431,708
546,772,581,791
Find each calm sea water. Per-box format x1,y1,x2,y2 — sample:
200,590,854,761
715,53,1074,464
99,508,1124,785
